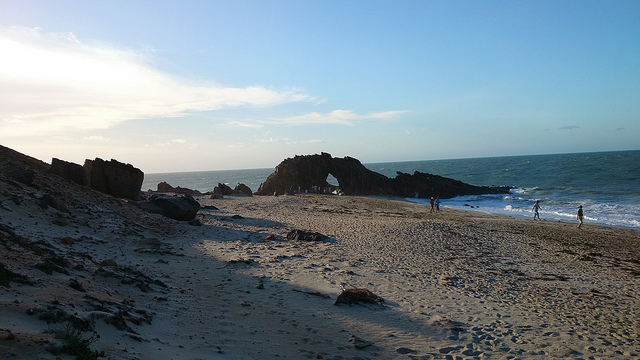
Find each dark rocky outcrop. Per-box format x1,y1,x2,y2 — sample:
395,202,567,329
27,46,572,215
44,154,145,201
137,194,200,221
256,153,510,198
213,183,235,196
48,157,144,200
84,158,144,201
49,158,88,186
156,182,202,196
235,183,253,196
212,183,253,196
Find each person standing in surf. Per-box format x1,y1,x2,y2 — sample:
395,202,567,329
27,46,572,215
532,200,542,220
577,205,584,228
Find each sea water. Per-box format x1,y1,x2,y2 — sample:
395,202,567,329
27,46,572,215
373,151,640,229
143,151,640,229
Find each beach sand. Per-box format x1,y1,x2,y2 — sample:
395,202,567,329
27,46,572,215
1,181,639,359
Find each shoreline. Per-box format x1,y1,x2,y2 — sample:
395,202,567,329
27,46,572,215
1,189,639,359
374,194,638,231
140,149,640,231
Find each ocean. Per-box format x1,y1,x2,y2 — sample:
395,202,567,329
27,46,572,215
142,150,640,229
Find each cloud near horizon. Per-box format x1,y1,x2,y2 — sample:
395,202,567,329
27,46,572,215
269,109,409,126
0,27,315,137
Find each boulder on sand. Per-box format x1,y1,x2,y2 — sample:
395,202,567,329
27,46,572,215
286,229,326,242
211,183,253,196
137,194,201,221
335,288,384,306
213,183,234,196
235,183,253,196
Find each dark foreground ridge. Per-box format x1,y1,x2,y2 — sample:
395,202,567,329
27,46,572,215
257,152,511,198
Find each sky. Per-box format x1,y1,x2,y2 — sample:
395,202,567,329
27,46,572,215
1,1,639,173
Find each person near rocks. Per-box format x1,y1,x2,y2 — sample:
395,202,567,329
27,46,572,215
429,197,435,213
532,200,542,220
577,205,584,229
435,197,441,213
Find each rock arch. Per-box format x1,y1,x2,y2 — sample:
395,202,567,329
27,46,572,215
256,153,510,198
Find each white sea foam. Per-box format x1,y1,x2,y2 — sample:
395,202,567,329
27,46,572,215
408,194,640,229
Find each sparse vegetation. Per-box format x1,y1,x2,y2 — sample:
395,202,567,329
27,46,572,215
48,321,101,360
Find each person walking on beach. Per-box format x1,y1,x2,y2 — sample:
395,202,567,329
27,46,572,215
435,197,441,213
577,205,584,229
532,200,541,220
429,197,435,213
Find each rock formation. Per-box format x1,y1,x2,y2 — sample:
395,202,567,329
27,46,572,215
213,183,235,195
256,153,510,198
2,146,144,201
235,183,253,196
49,158,88,186
84,158,144,201
156,182,202,196
212,183,253,196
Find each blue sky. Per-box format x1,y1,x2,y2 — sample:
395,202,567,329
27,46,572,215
1,1,638,173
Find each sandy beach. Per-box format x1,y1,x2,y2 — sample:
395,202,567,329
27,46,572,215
1,167,639,359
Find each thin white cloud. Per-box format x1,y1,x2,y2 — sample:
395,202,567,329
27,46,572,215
82,135,110,142
156,138,187,147
256,137,281,144
228,121,264,128
284,138,324,145
271,109,408,126
0,27,314,137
